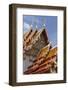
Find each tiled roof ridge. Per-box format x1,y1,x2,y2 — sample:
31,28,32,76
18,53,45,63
24,29,32,41
24,28,49,51
24,46,57,74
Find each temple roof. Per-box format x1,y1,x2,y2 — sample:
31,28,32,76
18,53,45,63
24,46,57,74
24,28,49,51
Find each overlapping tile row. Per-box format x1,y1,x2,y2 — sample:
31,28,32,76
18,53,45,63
23,28,57,74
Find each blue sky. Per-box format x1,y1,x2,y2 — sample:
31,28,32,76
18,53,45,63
23,15,57,46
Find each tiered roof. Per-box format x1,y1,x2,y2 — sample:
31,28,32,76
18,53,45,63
23,28,57,74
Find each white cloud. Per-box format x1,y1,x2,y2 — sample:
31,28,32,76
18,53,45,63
23,22,30,34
